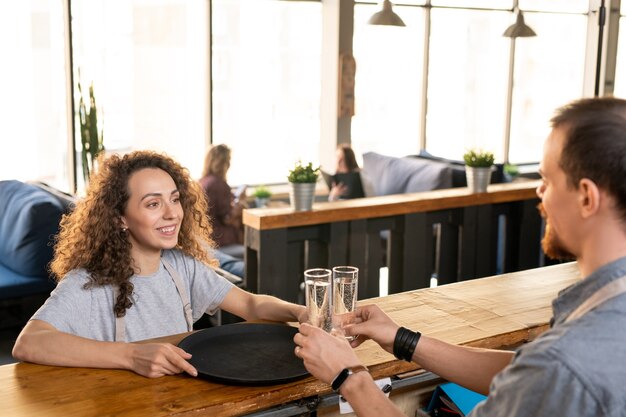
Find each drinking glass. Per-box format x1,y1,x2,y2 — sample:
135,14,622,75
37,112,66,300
304,268,333,332
332,266,359,341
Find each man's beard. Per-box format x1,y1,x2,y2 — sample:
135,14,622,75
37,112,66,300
538,203,575,261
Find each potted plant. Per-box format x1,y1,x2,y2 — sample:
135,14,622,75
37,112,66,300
463,149,495,193
503,163,519,182
287,162,320,211
77,79,104,185
253,185,272,208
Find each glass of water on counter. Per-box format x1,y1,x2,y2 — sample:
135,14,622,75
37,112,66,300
332,266,359,341
304,268,333,332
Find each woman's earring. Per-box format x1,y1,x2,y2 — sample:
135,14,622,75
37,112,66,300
121,226,128,232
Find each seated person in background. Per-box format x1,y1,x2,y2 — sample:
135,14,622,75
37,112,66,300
211,248,244,279
12,150,305,378
198,144,246,258
326,144,370,201
294,97,626,416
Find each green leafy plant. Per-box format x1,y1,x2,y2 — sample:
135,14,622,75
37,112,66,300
253,185,272,199
504,163,519,177
463,149,495,168
287,162,320,183
77,79,105,184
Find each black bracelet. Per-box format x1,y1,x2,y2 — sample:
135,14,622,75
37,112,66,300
393,327,421,362
392,327,404,359
394,327,413,359
398,327,420,361
404,330,421,361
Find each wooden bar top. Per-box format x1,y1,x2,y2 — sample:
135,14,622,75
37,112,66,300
0,261,579,417
243,180,541,230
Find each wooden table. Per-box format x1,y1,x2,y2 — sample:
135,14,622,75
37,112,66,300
0,262,580,417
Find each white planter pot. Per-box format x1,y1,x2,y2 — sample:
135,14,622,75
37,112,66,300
289,182,316,211
466,166,493,193
255,197,269,208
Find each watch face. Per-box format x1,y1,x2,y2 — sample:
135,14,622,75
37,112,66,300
331,368,350,391
331,366,370,392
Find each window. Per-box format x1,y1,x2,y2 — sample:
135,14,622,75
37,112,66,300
0,1,620,190
519,0,588,14
352,4,424,159
508,12,586,163
0,2,69,191
211,0,322,185
614,14,626,97
426,8,510,161
71,0,208,186
352,2,591,165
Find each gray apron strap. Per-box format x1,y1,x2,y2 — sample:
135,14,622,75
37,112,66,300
114,259,194,342
566,274,626,323
161,259,194,332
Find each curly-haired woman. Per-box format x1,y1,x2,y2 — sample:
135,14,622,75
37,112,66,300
12,150,306,378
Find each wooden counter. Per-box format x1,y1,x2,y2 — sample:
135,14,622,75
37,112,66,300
243,181,540,231
0,262,580,417
243,181,543,302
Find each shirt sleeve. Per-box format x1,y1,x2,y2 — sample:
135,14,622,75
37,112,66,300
166,250,235,321
470,346,603,417
190,262,236,319
30,271,94,337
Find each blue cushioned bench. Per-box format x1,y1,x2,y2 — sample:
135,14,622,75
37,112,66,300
0,180,75,301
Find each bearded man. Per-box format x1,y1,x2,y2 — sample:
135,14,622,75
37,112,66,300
294,97,626,417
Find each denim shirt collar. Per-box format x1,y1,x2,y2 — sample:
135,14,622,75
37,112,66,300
551,256,626,327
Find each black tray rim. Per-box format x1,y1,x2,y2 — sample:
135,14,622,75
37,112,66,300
177,323,309,386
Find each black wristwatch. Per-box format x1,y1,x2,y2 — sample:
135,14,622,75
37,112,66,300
331,365,369,392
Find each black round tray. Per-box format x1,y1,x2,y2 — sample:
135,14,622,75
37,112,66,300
178,323,309,385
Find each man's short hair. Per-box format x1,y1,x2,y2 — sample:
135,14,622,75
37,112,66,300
551,97,626,223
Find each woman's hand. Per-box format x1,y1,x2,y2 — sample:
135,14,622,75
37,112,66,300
344,304,399,354
294,323,362,384
127,343,198,378
329,182,348,201
296,306,309,324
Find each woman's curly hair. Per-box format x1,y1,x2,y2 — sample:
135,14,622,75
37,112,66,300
50,150,216,317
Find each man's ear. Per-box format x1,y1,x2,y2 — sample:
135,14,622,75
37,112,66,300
578,178,600,218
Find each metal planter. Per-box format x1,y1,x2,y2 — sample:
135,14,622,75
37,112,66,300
290,182,316,211
465,166,493,193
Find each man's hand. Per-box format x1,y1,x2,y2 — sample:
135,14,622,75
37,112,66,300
128,343,198,378
294,323,362,384
344,304,399,354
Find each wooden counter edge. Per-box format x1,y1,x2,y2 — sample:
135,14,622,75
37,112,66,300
244,181,541,230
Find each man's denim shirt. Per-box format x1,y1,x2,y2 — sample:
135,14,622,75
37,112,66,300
471,257,626,417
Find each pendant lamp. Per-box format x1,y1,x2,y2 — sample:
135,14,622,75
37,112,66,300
368,0,405,27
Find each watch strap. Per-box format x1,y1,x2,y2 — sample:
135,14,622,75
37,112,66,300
331,365,369,392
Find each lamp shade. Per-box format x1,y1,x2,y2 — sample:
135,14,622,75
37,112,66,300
503,11,536,38
368,0,405,27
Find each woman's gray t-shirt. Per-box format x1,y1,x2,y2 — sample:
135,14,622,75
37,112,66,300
32,249,234,342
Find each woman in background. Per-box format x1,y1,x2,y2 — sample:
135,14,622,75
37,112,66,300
198,144,246,257
329,144,372,201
